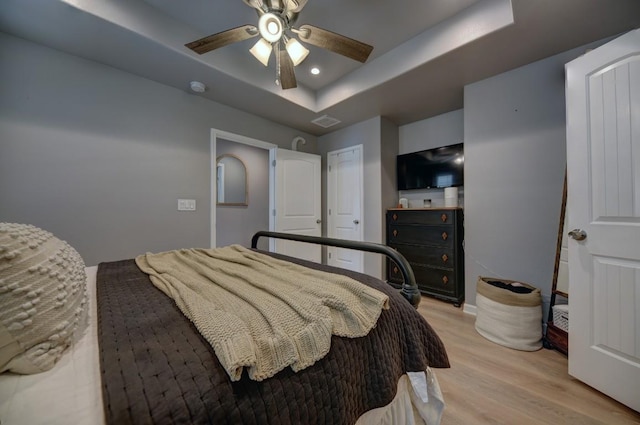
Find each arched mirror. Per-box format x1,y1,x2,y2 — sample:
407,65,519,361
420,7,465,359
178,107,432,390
216,154,248,206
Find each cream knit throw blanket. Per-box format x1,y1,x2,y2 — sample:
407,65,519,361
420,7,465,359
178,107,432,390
135,245,389,382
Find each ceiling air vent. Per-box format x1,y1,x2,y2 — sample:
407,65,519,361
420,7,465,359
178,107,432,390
311,115,341,128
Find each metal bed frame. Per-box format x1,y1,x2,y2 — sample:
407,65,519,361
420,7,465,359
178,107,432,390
251,231,421,308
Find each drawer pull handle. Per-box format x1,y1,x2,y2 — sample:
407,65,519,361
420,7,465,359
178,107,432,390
442,276,449,284
441,254,449,263
392,213,398,221
441,214,448,222
393,229,398,237
441,232,448,241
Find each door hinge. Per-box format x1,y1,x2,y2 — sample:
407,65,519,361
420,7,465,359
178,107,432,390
272,209,276,216
272,160,276,167
329,165,332,172
328,252,332,259
329,209,332,215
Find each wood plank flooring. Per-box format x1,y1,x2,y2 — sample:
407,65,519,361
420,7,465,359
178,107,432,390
417,296,640,425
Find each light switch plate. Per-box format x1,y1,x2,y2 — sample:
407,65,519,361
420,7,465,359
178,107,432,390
178,199,196,211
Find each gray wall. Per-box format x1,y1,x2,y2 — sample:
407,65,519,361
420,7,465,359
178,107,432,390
215,139,269,250
399,109,464,154
463,38,610,313
380,118,400,280
381,118,399,223
0,33,315,265
317,116,399,279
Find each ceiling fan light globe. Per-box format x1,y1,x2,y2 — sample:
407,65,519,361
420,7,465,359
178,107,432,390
285,38,309,66
258,13,283,43
249,38,272,66
267,22,279,35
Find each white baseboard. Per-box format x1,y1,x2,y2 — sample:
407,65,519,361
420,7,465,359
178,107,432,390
463,303,477,316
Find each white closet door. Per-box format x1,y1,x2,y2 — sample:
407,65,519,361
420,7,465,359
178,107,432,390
327,145,363,273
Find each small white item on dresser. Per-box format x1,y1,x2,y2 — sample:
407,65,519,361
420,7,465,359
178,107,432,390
444,187,458,207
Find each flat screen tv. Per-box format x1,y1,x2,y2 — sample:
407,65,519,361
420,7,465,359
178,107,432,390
397,143,464,190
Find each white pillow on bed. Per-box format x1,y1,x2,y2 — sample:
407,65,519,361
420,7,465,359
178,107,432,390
0,223,88,374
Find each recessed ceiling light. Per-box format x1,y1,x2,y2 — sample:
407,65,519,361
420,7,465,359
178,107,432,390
310,67,320,75
189,81,206,93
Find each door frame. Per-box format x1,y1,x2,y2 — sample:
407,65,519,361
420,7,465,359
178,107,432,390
210,129,277,248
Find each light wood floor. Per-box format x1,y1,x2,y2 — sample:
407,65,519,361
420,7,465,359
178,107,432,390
417,296,640,425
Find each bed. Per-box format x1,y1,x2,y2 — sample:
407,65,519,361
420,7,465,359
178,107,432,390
0,231,449,425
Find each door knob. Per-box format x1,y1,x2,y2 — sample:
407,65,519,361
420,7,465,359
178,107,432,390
316,219,322,224
568,229,587,241
353,219,360,224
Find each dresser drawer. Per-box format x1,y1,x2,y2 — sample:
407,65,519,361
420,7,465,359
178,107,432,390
389,243,454,269
387,258,405,284
413,265,457,297
388,224,454,247
388,260,457,296
387,210,456,225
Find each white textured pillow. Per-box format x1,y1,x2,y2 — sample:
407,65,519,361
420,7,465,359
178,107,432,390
0,223,88,374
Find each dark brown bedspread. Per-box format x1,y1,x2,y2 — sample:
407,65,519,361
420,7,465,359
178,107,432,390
97,252,449,425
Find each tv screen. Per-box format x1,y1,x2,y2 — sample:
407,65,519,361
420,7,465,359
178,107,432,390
397,143,464,190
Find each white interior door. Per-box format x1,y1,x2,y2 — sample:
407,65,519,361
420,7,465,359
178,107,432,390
327,145,363,272
271,148,321,263
566,29,640,412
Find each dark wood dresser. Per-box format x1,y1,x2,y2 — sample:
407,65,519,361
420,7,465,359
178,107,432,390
386,208,464,306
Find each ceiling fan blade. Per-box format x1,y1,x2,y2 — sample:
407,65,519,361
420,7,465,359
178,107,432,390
297,24,373,63
185,25,258,55
279,47,297,89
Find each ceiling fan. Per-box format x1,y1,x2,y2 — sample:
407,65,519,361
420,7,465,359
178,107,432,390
185,0,374,90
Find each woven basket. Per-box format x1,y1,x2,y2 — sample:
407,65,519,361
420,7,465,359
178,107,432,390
552,304,569,333
475,277,542,351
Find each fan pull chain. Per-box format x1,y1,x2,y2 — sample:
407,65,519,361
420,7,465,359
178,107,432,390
274,41,281,86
